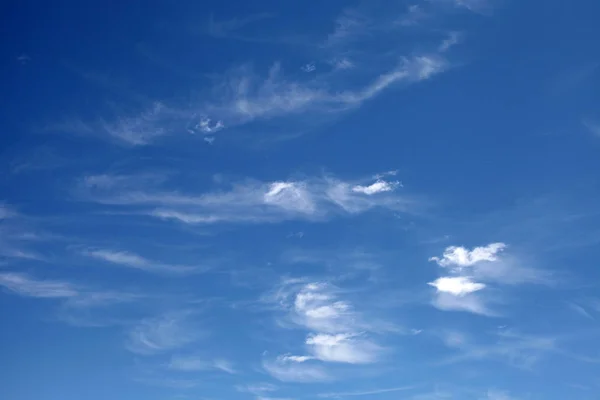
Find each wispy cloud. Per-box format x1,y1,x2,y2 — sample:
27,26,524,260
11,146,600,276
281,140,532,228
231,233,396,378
78,172,415,225
126,311,204,355
46,103,181,146
262,280,388,379
582,119,600,137
101,102,174,145
427,242,551,315
319,385,417,398
201,55,446,129
0,272,79,298
439,31,462,52
322,9,371,49
437,328,599,369
437,329,554,369
262,357,331,383
306,333,381,364
81,248,199,274
567,301,595,320
0,272,138,309
168,355,236,374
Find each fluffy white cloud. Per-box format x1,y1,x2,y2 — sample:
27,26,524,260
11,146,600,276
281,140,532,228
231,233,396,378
264,280,386,378
428,276,486,296
429,243,507,270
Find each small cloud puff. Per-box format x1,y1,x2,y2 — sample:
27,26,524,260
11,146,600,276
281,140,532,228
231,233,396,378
427,242,550,315
428,276,486,296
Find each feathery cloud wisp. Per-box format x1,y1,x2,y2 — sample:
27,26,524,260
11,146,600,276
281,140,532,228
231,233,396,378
82,249,198,274
0,272,79,298
264,280,387,375
126,312,203,355
262,357,331,382
319,385,417,398
426,242,536,315
306,333,381,364
168,355,236,374
79,173,412,225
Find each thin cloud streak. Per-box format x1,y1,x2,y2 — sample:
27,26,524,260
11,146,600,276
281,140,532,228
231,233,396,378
319,385,417,398
78,173,415,225
126,311,204,355
82,248,199,274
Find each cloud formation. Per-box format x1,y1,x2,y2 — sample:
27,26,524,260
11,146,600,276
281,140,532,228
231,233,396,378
126,311,203,355
263,280,388,381
82,248,199,274
78,172,413,225
427,242,550,315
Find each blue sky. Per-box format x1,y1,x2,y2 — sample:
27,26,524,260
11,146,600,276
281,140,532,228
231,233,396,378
2,0,600,399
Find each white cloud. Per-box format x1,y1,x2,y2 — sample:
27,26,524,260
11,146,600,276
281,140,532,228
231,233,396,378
429,243,507,269
336,57,446,105
428,276,486,296
197,117,224,133
202,56,446,129
323,9,370,48
319,385,416,398
262,357,331,382
291,282,355,333
0,272,137,310
213,358,236,374
0,272,79,298
429,242,550,288
79,172,414,225
168,355,235,373
302,63,316,73
438,329,558,368
126,312,203,355
264,280,387,373
102,102,173,145
330,58,354,70
278,354,314,363
306,333,381,364
264,182,316,214
431,292,491,315
453,0,493,13
439,31,462,52
82,248,198,274
352,179,400,195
